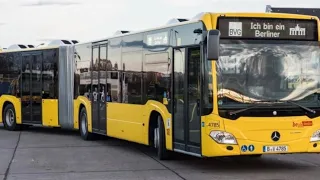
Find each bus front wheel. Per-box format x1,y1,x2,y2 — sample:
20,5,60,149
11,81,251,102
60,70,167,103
154,115,169,160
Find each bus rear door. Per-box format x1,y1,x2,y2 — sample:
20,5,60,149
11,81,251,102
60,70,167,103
21,53,43,124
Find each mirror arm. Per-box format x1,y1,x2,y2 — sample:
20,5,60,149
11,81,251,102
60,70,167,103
202,30,208,41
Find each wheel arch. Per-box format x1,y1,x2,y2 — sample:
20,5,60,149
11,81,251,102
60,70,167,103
2,101,13,124
146,101,173,151
74,96,92,132
0,95,21,124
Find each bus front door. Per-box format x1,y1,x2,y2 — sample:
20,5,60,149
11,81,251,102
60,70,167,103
91,45,107,134
172,46,201,156
21,53,43,124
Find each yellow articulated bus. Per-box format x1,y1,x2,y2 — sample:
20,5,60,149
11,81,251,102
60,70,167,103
1,12,320,160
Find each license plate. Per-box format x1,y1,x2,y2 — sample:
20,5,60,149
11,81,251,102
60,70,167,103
263,145,288,153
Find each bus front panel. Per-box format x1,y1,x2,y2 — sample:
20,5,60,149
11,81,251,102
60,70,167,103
201,14,320,157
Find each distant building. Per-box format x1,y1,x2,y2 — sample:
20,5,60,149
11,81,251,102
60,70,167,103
266,5,320,19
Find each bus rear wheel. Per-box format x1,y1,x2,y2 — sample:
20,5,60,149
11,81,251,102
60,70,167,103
79,107,93,140
3,104,20,131
154,115,169,160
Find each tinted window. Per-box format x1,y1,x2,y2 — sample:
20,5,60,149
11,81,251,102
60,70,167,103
0,53,21,96
0,54,8,95
21,55,31,98
75,43,92,99
143,52,171,104
31,54,42,99
11,53,21,97
99,45,107,102
121,34,143,104
42,49,58,99
122,51,143,104
122,33,143,52
92,47,99,101
107,38,122,102
171,22,203,46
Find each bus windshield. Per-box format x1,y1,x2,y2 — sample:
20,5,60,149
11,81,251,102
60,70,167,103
216,40,320,107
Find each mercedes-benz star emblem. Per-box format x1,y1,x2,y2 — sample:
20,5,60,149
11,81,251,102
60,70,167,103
271,131,280,142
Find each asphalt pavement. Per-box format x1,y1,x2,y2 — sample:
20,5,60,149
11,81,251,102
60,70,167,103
0,124,320,180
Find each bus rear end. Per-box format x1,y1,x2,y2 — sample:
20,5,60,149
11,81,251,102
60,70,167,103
202,13,320,157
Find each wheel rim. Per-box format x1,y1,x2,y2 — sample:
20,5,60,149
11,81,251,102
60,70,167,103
5,109,14,127
81,113,87,135
154,127,159,148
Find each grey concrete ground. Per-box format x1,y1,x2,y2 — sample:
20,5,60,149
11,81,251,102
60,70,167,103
0,125,320,180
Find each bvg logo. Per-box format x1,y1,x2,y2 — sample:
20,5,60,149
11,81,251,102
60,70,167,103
228,22,242,37
293,121,313,128
293,122,304,128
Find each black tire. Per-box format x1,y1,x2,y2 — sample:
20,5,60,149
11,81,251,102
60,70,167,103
2,104,21,131
156,115,170,160
79,107,93,140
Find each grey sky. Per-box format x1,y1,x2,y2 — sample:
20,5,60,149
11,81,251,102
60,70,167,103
0,0,319,47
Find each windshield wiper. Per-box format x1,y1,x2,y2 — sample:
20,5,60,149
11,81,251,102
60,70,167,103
228,103,271,115
279,100,316,114
228,99,316,116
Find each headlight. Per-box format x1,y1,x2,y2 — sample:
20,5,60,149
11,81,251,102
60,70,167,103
310,130,320,142
209,131,238,145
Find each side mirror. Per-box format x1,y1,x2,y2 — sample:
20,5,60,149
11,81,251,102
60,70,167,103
207,30,220,61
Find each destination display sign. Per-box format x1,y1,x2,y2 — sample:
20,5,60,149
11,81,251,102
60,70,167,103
217,17,318,40
146,32,169,46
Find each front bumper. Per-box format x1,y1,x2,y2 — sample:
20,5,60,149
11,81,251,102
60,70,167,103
202,137,320,157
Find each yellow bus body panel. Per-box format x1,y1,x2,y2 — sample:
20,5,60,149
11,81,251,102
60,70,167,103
73,99,80,130
0,95,21,124
201,114,320,157
42,99,59,127
199,12,320,157
106,100,172,150
107,103,145,144
74,96,92,132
